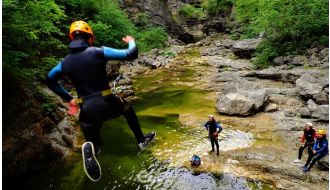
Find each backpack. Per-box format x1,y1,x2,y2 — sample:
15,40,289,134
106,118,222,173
190,155,201,166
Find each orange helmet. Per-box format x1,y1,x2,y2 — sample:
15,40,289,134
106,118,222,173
69,21,94,44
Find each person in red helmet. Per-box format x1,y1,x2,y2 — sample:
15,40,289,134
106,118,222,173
302,129,328,173
45,21,156,181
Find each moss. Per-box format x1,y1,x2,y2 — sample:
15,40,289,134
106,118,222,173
185,49,201,58
303,64,312,70
228,53,239,60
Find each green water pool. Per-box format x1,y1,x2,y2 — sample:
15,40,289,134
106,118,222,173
23,67,274,190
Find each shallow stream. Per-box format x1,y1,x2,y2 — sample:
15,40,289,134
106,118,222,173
26,57,275,190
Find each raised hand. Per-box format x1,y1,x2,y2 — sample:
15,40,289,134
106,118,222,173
122,35,135,44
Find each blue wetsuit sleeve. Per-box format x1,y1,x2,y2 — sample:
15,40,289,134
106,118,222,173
204,122,209,130
45,62,73,102
316,140,328,154
216,123,222,132
103,41,138,60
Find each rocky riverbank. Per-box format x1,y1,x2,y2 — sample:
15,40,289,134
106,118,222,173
116,33,329,189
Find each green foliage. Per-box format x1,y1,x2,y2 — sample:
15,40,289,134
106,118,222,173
179,4,207,20
3,0,66,66
137,27,168,52
3,0,169,81
232,0,329,68
56,0,99,20
202,0,233,16
133,12,152,29
92,1,136,47
252,41,278,69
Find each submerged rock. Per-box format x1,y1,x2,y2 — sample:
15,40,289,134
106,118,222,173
216,79,269,116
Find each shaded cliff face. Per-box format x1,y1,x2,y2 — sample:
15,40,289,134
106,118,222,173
120,0,231,44
120,0,183,36
3,71,78,189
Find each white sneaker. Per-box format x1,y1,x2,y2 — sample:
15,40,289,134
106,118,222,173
82,142,101,181
138,132,156,151
293,159,302,163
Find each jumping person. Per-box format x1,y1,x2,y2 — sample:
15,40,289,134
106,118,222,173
302,129,328,173
204,115,222,155
293,122,316,163
45,21,156,181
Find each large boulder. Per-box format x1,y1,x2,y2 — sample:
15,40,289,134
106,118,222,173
273,55,308,66
307,48,329,67
289,99,329,121
216,79,269,116
231,39,262,59
296,73,329,104
273,56,294,66
307,99,329,121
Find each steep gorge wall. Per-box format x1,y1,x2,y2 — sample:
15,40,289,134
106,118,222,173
3,71,78,188
120,0,230,43
120,0,184,37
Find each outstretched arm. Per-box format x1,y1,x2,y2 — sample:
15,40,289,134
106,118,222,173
45,62,73,102
103,36,138,60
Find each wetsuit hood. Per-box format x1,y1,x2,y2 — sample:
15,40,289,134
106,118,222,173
69,39,89,53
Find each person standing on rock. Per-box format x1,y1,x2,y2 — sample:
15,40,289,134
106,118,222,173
302,129,328,173
45,20,156,181
293,122,316,163
204,115,222,155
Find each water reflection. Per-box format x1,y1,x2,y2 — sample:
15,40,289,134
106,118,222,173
134,161,272,190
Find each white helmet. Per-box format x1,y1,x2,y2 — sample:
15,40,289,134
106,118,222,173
305,122,313,127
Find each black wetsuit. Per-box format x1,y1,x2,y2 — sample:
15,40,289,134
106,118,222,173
205,121,221,154
45,39,144,151
298,129,316,159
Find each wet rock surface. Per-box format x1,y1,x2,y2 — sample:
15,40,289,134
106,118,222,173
216,79,269,116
